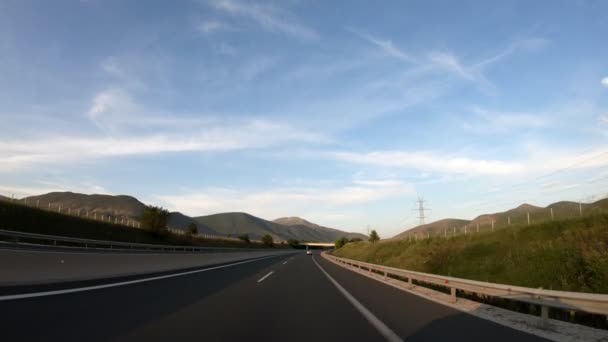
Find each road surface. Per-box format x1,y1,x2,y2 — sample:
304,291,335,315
0,251,547,341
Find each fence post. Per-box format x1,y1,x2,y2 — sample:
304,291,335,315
527,212,530,225
491,220,495,232
550,207,554,221
508,216,511,225
579,202,583,217
476,223,479,233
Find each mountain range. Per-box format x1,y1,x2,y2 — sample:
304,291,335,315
11,192,365,242
393,198,608,239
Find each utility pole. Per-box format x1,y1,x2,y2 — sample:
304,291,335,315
579,202,583,217
527,212,530,225
508,216,511,225
412,196,431,226
550,207,554,221
491,220,495,232
476,223,479,233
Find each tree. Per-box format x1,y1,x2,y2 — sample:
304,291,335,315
287,239,300,248
140,205,170,234
334,236,348,249
349,237,362,243
369,230,380,243
186,223,198,236
238,234,250,243
261,234,274,247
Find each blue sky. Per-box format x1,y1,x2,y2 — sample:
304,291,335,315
1,0,608,237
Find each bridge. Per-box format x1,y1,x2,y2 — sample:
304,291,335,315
298,241,335,247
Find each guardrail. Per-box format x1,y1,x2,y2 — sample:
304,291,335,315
0,229,263,252
324,253,608,327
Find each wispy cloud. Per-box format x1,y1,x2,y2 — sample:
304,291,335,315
332,146,608,179
462,106,549,133
198,20,235,34
155,180,414,222
348,29,416,63
241,56,276,80
602,76,608,88
208,0,318,40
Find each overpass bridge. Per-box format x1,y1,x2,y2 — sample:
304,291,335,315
298,242,335,248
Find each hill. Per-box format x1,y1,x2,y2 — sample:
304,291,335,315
391,218,471,239
0,194,10,202
194,213,364,242
12,191,361,242
273,217,367,240
335,213,608,293
22,192,215,234
393,198,608,239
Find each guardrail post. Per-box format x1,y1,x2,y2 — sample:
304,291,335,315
384,270,387,280
408,277,413,287
451,287,457,302
539,306,549,329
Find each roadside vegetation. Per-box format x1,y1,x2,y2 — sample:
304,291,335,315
334,214,608,293
0,201,279,249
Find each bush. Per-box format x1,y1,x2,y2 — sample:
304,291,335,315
335,236,348,249
261,234,274,247
238,234,250,243
140,206,170,234
368,230,380,243
186,223,198,236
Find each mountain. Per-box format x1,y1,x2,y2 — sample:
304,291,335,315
273,217,367,240
22,192,215,233
392,198,608,239
194,213,364,242
0,194,10,202
16,191,361,242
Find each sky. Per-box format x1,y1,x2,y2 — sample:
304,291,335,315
1,0,608,238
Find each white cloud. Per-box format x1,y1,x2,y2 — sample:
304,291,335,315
334,151,525,176
601,76,608,88
241,56,276,80
198,20,234,34
87,88,137,120
350,30,416,63
462,106,549,133
332,146,608,178
209,0,317,40
155,180,414,223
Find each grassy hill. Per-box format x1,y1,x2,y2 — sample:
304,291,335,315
22,192,215,234
335,213,608,293
273,217,367,241
194,213,364,242
394,199,608,238
0,200,264,248
391,218,471,239
7,191,366,243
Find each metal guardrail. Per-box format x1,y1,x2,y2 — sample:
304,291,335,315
325,253,608,326
0,229,263,252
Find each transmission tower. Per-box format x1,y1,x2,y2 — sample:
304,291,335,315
412,196,431,226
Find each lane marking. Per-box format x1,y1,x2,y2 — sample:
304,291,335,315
313,256,403,342
257,271,274,283
0,255,282,302
283,261,288,265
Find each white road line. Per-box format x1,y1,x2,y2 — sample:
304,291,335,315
0,255,279,302
282,261,288,265
257,271,274,283
312,256,403,342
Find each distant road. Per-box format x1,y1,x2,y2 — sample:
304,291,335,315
0,251,547,341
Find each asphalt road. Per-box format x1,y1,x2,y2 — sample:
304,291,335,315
0,251,548,342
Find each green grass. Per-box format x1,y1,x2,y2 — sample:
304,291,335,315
0,201,276,249
334,214,608,293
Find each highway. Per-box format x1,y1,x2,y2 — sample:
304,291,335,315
0,251,548,341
